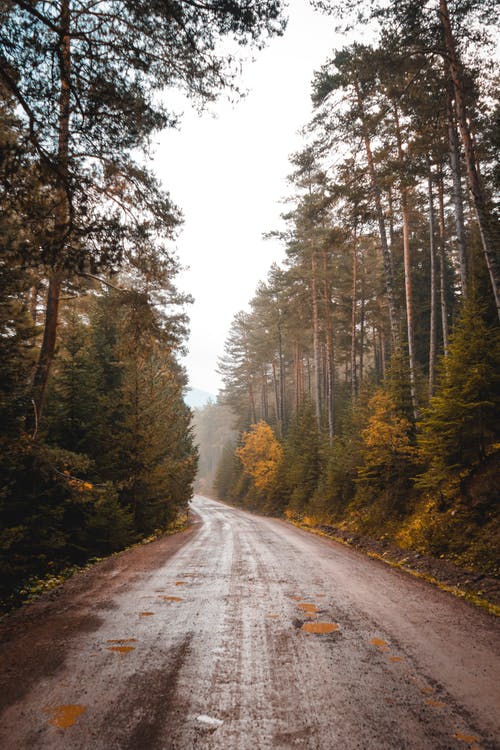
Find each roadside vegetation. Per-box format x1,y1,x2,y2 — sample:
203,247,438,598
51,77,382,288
0,0,286,610
205,0,500,580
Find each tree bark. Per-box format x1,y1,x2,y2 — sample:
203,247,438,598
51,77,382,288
321,245,335,438
354,77,400,346
394,106,418,419
28,0,71,431
311,246,322,428
427,161,437,398
351,234,358,400
447,87,468,299
439,0,500,321
437,166,450,356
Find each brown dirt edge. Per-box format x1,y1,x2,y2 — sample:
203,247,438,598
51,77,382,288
0,511,201,714
288,519,500,616
0,510,200,630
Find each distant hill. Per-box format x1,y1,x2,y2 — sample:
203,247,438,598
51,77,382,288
185,387,216,409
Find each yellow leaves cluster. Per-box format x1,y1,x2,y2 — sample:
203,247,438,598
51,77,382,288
237,421,282,491
361,390,416,465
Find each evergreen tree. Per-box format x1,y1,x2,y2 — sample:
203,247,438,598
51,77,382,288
418,298,500,495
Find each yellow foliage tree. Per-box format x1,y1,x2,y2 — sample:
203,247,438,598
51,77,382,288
236,421,282,491
360,390,416,475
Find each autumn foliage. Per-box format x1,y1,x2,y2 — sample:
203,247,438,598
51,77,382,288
237,421,282,492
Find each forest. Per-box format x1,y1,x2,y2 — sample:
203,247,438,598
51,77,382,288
201,0,500,578
0,0,286,609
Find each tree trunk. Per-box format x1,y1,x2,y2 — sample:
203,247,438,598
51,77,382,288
321,246,335,438
437,166,450,356
439,0,500,321
294,342,301,417
248,377,256,424
311,246,322,428
28,0,71,431
351,234,358,400
277,318,286,430
447,87,468,299
394,106,418,420
261,366,268,422
272,360,280,434
354,77,399,346
427,161,437,398
359,261,366,385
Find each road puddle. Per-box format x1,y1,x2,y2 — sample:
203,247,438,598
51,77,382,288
370,637,389,652
107,639,137,644
297,602,319,614
44,704,86,728
139,612,154,617
425,698,445,708
106,638,136,653
453,732,479,745
302,622,339,634
160,595,183,602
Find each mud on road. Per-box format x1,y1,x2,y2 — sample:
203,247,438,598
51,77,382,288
0,496,499,749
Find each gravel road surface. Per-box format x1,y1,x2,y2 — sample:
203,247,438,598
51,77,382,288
0,495,499,749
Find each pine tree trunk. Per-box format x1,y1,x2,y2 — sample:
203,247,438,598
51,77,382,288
354,78,399,346
261,366,268,421
28,0,71,431
437,167,450,356
439,0,500,321
351,235,358,399
359,264,365,385
248,377,256,424
272,360,280,433
311,246,322,428
427,162,437,398
394,106,418,419
321,246,335,438
278,319,286,430
294,342,300,416
447,87,468,299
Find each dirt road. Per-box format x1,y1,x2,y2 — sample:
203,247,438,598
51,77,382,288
1,495,499,749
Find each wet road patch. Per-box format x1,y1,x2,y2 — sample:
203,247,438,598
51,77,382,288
302,622,339,634
297,602,319,614
370,637,389,652
106,638,137,654
43,704,86,728
426,698,445,708
453,731,480,746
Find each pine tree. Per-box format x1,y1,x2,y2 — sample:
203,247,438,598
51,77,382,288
418,298,500,494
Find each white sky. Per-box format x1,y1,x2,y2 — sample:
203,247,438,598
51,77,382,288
155,0,342,395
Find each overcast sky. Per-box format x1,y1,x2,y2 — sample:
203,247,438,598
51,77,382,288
155,0,343,395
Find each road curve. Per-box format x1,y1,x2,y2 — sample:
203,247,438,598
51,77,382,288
0,495,499,749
